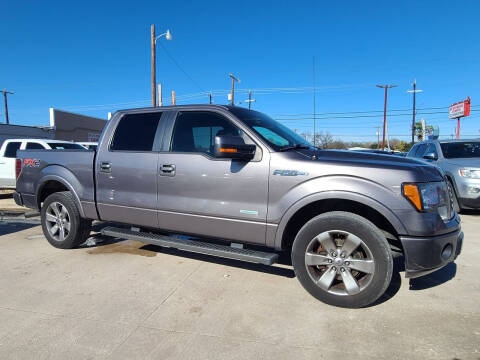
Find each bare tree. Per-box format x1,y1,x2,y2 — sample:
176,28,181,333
315,131,334,149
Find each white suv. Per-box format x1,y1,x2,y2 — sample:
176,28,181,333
0,139,85,189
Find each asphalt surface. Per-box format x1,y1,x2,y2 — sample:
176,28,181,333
0,215,479,359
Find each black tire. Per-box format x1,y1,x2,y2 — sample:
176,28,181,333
41,191,92,249
447,180,461,214
291,211,393,308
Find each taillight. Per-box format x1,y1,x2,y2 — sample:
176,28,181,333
15,158,22,180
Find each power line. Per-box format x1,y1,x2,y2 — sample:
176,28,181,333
157,40,205,93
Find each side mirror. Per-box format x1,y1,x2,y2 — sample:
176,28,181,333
423,152,438,161
214,136,256,160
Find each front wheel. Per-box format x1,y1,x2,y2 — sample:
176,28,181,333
291,211,393,308
41,191,92,249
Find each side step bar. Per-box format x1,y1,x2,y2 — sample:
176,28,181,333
100,226,279,266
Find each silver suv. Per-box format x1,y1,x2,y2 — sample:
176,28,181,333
407,139,480,212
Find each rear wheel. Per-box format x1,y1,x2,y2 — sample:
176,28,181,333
41,191,91,249
291,211,393,308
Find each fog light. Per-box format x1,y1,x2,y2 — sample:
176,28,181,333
441,244,453,261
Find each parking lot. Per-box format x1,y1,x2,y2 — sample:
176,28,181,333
0,212,478,360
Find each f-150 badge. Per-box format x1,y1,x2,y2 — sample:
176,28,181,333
273,170,308,176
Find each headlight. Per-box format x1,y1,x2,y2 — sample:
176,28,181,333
402,182,451,221
459,168,480,179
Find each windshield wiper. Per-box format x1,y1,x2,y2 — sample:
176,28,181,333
278,144,311,152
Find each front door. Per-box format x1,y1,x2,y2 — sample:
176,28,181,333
95,111,165,228
156,110,270,245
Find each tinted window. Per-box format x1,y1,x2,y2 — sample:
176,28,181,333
47,143,86,150
440,142,480,159
229,107,312,150
111,112,162,151
4,142,21,158
170,112,244,156
425,143,438,158
26,142,46,150
414,144,427,158
407,144,418,158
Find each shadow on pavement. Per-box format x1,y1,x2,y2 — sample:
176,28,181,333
409,262,457,290
141,244,296,278
0,220,40,236
0,192,13,200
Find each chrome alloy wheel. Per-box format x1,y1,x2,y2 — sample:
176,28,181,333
304,230,375,296
45,201,71,242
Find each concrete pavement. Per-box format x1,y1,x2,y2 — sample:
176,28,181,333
0,215,479,359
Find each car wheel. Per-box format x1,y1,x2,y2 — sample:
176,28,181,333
447,180,461,214
291,211,393,308
41,191,92,249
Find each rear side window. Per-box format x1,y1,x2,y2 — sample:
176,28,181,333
4,142,21,158
110,112,162,151
26,142,46,150
47,143,85,150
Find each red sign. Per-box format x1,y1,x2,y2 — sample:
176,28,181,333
449,97,471,119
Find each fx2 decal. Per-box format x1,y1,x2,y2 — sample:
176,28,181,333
273,170,308,176
23,159,41,167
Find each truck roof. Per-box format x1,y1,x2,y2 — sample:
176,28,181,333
115,104,242,115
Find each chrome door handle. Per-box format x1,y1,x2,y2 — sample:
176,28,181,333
100,162,112,173
160,164,175,176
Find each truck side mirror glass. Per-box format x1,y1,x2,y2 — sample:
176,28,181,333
214,136,256,160
423,152,438,161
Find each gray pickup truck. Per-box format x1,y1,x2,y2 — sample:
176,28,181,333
14,105,463,308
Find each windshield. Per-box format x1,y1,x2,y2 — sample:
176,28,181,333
48,143,86,150
440,142,480,159
229,107,313,150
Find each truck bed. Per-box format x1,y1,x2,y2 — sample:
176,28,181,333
15,149,96,212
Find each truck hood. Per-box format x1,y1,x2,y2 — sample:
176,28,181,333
288,149,444,183
445,157,480,168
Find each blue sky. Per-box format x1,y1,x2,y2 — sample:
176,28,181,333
1,0,479,142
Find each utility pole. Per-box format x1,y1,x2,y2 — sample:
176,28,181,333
244,90,256,109
171,90,176,106
229,74,240,105
375,126,380,149
312,56,317,147
407,79,423,145
0,89,14,125
151,25,156,107
209,92,212,104
376,84,397,150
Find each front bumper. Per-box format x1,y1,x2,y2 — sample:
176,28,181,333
400,228,463,278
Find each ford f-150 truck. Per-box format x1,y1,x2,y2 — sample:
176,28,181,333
14,105,463,308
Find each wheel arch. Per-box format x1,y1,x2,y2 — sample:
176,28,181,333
274,191,407,251
36,172,85,218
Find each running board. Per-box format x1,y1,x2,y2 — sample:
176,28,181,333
100,226,278,265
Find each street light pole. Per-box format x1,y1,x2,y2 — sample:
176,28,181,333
376,84,397,151
151,25,156,107
150,25,172,107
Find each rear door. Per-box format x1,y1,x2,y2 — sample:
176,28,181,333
0,141,22,187
95,111,166,228
156,110,270,244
